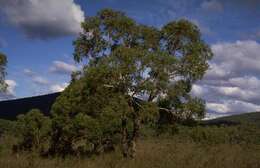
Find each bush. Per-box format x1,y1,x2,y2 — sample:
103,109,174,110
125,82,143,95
48,84,123,157
14,109,51,153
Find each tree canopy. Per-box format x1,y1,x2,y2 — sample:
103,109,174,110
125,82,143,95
50,8,213,158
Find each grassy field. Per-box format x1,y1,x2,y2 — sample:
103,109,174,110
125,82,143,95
0,136,260,168
1,112,260,168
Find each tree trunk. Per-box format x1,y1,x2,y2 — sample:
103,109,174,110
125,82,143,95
128,111,140,158
121,117,129,158
121,98,141,158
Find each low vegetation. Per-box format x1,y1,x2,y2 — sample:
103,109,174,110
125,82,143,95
1,116,260,168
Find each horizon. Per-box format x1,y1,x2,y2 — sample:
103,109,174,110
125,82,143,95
0,0,260,118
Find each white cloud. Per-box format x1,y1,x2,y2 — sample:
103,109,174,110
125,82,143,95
211,41,260,77
50,61,78,74
24,68,35,77
229,76,260,89
50,83,69,92
0,79,17,100
207,100,260,114
205,63,231,79
197,40,260,115
204,41,260,80
191,84,206,97
201,0,223,12
207,102,230,113
23,67,70,95
203,113,228,120
32,76,49,85
214,86,260,101
5,79,17,95
23,69,49,85
0,0,84,39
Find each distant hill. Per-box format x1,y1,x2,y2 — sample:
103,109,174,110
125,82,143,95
1,91,260,125
0,92,60,120
203,112,260,127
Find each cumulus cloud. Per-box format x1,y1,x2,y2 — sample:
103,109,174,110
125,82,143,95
214,86,260,102
191,84,206,97
50,83,68,92
5,79,17,96
23,68,70,95
201,0,223,12
211,41,260,77
49,61,78,75
0,79,17,100
229,76,260,89
203,41,260,81
0,0,85,39
207,100,260,114
24,69,49,85
32,76,49,85
205,63,231,79
193,82,260,103
193,40,260,117
206,102,230,113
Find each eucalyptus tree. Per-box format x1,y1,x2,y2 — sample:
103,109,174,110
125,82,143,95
51,9,213,158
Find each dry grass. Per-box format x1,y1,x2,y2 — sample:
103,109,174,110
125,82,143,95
1,136,260,168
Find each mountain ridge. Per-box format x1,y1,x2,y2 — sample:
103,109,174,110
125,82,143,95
0,92,61,120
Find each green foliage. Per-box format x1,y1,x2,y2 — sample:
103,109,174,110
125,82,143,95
0,119,16,135
14,109,51,152
49,78,126,156
0,52,7,92
73,8,212,120
50,8,213,157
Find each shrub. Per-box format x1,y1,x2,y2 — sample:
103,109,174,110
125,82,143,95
48,85,123,157
14,109,51,153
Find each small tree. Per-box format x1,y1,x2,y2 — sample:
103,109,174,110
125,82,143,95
51,8,213,158
14,109,51,153
49,76,123,157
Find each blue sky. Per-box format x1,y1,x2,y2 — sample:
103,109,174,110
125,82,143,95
0,0,260,118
